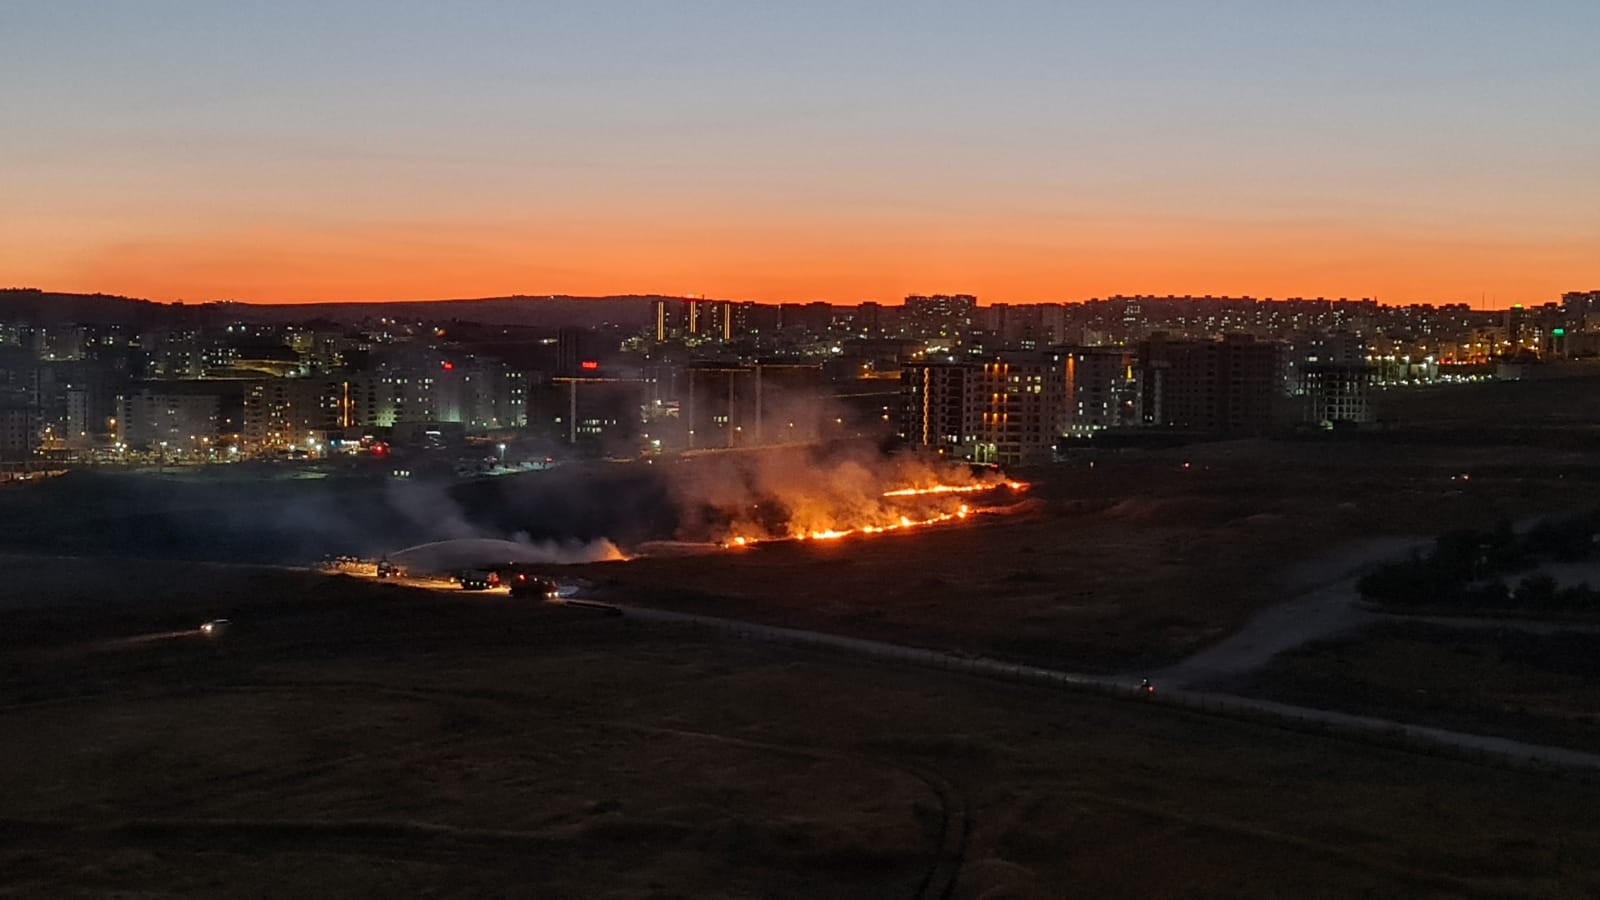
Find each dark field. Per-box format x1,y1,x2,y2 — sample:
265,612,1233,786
5,563,1600,898
1372,370,1600,436
1242,620,1600,755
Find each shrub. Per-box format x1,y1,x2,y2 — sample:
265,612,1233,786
1363,507,1600,611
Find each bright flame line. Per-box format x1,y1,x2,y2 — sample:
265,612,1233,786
880,480,1028,498
723,478,1025,549
728,504,972,547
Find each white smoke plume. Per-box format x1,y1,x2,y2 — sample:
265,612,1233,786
388,536,625,570
665,444,1014,542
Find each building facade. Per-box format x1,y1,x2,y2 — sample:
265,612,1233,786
901,362,972,457
902,350,1070,465
1062,346,1140,436
1296,333,1372,425
115,389,221,456
904,294,977,339
1138,334,1283,433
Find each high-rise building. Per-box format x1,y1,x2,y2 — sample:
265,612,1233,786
681,363,742,450
555,327,590,376
140,328,207,379
900,362,973,457
1040,303,1067,345
531,376,648,454
38,361,120,449
1138,334,1283,433
1062,347,1139,436
987,304,1058,348
0,408,39,461
777,302,836,337
686,299,731,341
1297,333,1372,426
0,348,41,407
904,294,977,338
242,378,343,454
965,351,1067,465
0,348,42,460
730,301,781,338
679,362,827,449
652,298,686,342
653,298,733,343
902,349,1068,465
1561,290,1600,325
115,389,221,456
849,302,888,337
747,362,825,445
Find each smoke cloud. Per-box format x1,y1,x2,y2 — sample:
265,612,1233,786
665,444,1011,542
388,536,625,570
0,440,1015,567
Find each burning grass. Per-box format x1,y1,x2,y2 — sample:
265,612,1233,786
668,446,1029,547
572,436,1600,672
724,484,1032,548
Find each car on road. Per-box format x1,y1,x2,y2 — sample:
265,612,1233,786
508,572,560,600
458,570,495,590
200,619,231,636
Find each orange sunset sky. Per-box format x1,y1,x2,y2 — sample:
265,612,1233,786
5,3,1596,308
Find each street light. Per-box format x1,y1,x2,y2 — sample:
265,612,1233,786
497,442,506,462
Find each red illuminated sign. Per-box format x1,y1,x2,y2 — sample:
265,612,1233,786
441,361,454,370
580,360,599,370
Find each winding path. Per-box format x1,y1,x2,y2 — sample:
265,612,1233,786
560,593,1600,772
1152,535,1426,689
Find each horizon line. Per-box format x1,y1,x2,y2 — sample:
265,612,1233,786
6,285,1569,312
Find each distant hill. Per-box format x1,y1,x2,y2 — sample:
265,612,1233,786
0,289,676,330
231,295,664,329
0,289,183,326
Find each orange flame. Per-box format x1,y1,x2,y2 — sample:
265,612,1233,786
729,500,985,547
719,476,1025,549
880,480,1028,498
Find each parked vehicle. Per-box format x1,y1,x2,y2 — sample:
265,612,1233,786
508,572,560,600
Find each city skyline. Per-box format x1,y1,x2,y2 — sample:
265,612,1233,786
5,2,1598,307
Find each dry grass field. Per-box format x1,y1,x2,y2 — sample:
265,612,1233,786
566,432,1600,672
1242,620,1600,754
5,562,1600,897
